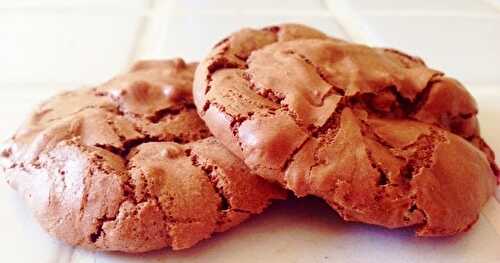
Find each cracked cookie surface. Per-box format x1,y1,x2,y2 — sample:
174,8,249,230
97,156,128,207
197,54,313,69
0,58,286,252
193,24,498,236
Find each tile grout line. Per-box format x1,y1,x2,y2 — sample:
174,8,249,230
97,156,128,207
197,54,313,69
126,14,149,68
67,1,154,260
481,196,500,237
323,0,382,44
71,2,154,261
358,10,500,18
125,0,154,69
57,244,76,263
123,0,180,60
151,0,178,58
164,9,334,16
483,0,500,12
0,5,333,16
320,0,352,41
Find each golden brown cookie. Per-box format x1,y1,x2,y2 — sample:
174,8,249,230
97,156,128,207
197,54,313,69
0,59,286,253
193,24,498,236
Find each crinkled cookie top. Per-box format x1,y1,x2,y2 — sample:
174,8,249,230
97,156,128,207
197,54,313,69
0,58,286,253
193,24,498,236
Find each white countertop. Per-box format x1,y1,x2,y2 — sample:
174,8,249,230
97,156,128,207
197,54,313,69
0,0,499,262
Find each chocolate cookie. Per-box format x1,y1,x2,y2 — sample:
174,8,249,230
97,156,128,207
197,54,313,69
193,24,498,236
0,59,286,252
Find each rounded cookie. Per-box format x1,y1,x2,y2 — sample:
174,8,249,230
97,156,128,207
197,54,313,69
193,24,498,236
0,58,286,252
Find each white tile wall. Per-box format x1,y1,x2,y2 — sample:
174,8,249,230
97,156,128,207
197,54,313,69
0,0,499,262
161,14,349,61
345,0,497,14
486,0,500,10
354,15,500,86
471,87,500,157
169,0,326,12
325,0,500,86
0,0,149,9
0,13,141,85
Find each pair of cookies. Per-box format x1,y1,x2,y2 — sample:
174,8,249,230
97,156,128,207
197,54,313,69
1,24,497,253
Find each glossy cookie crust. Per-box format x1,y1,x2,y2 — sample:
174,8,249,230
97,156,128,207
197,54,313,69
193,24,498,236
0,59,286,253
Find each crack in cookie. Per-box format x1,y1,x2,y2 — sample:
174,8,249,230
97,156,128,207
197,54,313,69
0,58,287,253
193,23,498,236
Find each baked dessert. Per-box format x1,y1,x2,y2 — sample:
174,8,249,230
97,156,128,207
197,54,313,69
193,24,498,236
0,59,286,252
